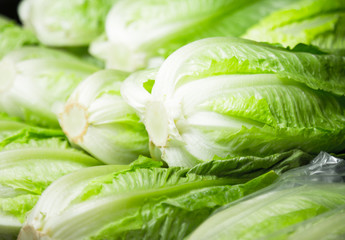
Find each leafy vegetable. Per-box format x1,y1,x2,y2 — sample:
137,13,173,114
188,152,345,240
0,15,38,60
18,157,278,240
90,0,300,71
19,0,118,46
59,70,150,164
121,37,345,167
243,0,345,53
0,121,101,239
0,47,100,128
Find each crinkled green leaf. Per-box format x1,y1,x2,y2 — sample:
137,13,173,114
152,37,345,96
243,0,345,53
0,127,65,151
0,195,39,223
189,150,313,178
129,155,163,170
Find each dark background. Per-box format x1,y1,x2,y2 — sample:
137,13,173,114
0,0,22,22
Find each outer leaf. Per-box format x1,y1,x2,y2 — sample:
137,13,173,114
0,127,67,151
152,37,345,96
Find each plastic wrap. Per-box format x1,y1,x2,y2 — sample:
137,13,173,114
188,152,345,240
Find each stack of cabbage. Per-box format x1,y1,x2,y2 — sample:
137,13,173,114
0,0,344,239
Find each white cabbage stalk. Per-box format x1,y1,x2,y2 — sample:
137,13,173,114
121,37,345,167
19,0,118,46
0,47,99,128
90,0,299,71
59,70,150,164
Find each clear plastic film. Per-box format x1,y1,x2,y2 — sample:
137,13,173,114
188,152,345,240
261,204,345,240
279,151,345,185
